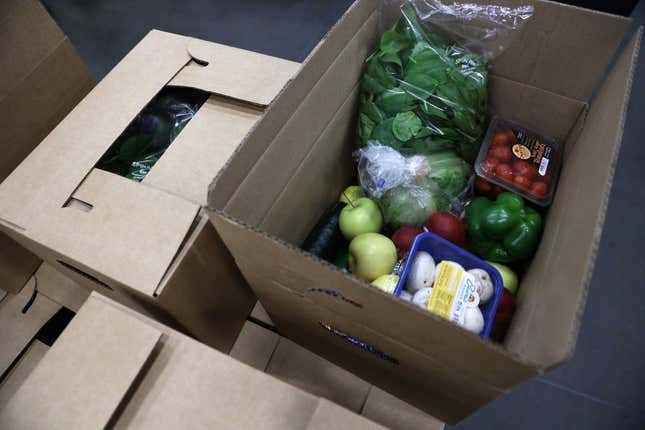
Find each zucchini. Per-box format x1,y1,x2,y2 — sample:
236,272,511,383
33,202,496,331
302,202,346,261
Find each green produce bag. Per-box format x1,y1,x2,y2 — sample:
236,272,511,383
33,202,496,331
358,1,532,162
97,87,209,181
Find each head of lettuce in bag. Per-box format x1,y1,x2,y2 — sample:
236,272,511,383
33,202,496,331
357,145,471,228
357,1,532,162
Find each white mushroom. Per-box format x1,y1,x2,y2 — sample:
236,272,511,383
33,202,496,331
412,287,432,309
399,290,413,302
406,251,435,293
462,307,485,334
468,268,493,304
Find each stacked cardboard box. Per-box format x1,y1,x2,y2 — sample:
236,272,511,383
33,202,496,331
0,0,94,294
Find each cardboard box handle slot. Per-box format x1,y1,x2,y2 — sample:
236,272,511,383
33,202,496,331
56,260,113,291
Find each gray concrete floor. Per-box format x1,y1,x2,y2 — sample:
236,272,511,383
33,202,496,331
43,0,645,428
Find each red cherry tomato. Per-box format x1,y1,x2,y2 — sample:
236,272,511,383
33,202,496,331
491,132,509,147
514,175,531,190
481,157,499,174
530,181,548,197
512,160,538,181
495,163,514,181
541,170,553,184
489,145,512,162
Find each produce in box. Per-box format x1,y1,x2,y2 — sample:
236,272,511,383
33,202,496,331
465,192,542,263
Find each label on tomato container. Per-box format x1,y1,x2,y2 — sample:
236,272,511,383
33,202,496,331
512,131,553,177
427,261,479,325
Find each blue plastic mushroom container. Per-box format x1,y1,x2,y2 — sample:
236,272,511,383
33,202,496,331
395,232,504,339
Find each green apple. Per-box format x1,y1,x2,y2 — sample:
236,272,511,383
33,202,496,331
349,233,397,282
371,274,399,294
339,197,383,240
339,185,363,205
487,261,519,295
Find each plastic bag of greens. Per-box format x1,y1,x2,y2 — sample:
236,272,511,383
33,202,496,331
358,1,532,162
356,144,471,227
97,87,209,181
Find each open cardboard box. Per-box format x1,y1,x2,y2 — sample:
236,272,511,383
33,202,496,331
207,0,642,423
0,30,304,351
0,0,95,294
0,293,385,430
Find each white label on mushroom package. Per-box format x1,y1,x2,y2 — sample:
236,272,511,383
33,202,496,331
427,261,480,324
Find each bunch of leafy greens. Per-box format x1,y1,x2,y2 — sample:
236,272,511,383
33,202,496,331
97,87,209,181
377,150,471,228
358,2,487,162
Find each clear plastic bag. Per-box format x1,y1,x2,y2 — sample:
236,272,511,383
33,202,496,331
97,87,209,181
358,1,533,162
356,144,472,227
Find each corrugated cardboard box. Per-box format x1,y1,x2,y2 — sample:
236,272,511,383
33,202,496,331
0,29,304,350
0,0,94,294
207,0,642,423
0,293,385,430
231,320,444,430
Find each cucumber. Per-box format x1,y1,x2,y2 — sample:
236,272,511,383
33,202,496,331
302,202,346,261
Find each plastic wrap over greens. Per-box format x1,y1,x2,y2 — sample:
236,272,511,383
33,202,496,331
358,2,532,162
97,87,209,181
357,145,471,228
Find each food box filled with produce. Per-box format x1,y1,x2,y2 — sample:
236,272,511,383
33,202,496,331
209,0,638,422
301,0,538,341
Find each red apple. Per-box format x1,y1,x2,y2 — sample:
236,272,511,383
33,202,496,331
494,289,516,322
426,212,466,247
391,226,423,259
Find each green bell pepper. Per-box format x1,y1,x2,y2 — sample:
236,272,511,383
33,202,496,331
465,192,542,263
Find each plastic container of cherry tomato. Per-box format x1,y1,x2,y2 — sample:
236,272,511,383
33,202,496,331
475,117,561,206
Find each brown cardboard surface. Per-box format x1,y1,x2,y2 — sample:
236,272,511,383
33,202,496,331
33,263,90,312
0,293,382,429
208,0,380,210
250,301,274,326
0,340,48,408
0,281,59,375
506,28,643,366
155,213,255,352
0,0,93,295
266,337,372,413
224,9,379,225
0,294,163,429
0,234,40,294
143,96,263,205
362,387,445,430
230,320,279,371
169,38,300,106
250,279,506,424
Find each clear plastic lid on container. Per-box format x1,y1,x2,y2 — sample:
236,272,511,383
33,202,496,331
474,117,561,206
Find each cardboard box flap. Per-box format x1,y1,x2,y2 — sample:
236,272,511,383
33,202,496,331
142,96,263,205
0,293,162,429
506,28,642,367
169,39,300,107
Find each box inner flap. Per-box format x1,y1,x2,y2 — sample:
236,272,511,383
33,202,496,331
380,0,630,102
0,294,162,430
505,28,642,367
306,398,385,430
169,39,300,106
142,96,263,206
